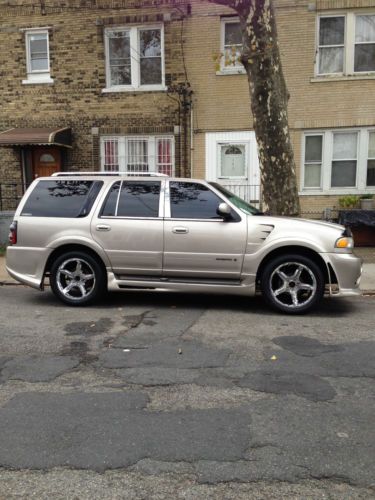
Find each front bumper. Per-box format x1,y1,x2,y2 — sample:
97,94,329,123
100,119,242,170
322,252,362,297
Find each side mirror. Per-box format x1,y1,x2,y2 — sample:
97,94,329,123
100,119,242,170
217,202,232,220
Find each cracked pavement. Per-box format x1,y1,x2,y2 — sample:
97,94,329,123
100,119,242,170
0,287,374,499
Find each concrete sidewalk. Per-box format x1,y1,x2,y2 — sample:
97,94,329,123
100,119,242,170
1,251,374,291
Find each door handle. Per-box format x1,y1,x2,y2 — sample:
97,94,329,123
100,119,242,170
172,227,189,234
96,224,111,231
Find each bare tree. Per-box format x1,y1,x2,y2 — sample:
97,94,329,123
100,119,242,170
207,0,300,215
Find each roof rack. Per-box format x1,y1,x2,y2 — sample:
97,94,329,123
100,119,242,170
52,171,168,177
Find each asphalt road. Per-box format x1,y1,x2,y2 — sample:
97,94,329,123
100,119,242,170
0,286,374,499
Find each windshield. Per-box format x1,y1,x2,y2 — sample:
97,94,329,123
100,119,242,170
210,183,261,216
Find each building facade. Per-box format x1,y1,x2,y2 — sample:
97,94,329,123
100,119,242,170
0,0,192,209
0,0,375,218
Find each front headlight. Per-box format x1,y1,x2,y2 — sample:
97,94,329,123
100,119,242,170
335,236,354,249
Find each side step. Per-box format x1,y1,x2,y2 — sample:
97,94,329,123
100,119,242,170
115,274,242,287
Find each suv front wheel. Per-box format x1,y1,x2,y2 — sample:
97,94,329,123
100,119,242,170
50,251,106,306
260,254,324,314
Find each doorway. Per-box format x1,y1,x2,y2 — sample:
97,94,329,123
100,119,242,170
33,147,61,178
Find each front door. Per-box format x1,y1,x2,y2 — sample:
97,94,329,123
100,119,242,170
33,147,61,178
163,181,247,279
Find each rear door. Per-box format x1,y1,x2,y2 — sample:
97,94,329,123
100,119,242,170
163,181,247,279
91,180,164,276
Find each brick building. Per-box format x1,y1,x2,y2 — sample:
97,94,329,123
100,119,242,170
0,0,192,209
0,0,375,217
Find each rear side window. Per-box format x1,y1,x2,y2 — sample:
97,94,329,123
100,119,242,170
170,182,222,219
21,180,103,218
101,181,161,218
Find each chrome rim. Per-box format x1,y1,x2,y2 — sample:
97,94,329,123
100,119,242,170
56,258,96,301
269,262,317,309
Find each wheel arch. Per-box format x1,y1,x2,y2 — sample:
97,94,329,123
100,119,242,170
256,245,337,286
44,244,107,277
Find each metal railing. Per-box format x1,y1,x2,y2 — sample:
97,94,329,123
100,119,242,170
219,183,262,209
0,183,27,211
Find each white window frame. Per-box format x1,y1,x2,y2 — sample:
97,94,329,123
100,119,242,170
300,128,375,195
218,17,245,75
301,133,324,190
100,135,175,174
103,25,166,92
316,12,375,77
23,28,53,84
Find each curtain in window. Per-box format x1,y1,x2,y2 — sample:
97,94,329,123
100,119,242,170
157,138,172,175
224,22,242,67
355,15,375,72
319,17,345,74
29,34,48,71
140,29,162,85
104,140,119,172
108,31,131,86
127,140,149,172
304,136,322,188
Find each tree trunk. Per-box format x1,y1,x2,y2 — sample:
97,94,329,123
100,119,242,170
207,0,300,216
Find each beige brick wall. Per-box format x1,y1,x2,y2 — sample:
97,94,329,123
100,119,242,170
0,0,190,184
186,0,375,216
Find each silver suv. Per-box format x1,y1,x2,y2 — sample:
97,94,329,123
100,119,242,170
6,172,362,314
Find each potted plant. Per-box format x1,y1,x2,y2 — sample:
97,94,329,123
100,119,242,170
338,195,360,209
359,194,374,210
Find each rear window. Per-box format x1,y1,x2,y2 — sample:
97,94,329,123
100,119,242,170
21,180,103,218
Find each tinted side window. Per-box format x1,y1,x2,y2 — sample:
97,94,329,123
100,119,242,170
21,180,102,218
101,181,161,217
170,182,222,219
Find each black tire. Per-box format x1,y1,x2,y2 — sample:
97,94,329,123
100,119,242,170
260,254,324,314
50,251,106,306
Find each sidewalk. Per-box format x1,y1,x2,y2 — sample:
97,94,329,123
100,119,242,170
1,251,374,291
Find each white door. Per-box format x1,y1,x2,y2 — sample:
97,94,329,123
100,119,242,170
205,131,260,206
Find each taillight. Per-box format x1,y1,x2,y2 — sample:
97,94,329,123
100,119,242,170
9,221,17,245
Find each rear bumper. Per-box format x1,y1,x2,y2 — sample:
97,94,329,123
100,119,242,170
6,246,52,290
322,252,362,297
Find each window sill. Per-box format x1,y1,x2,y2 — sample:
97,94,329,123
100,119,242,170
22,77,54,85
311,73,375,83
102,86,167,93
216,68,246,76
299,189,375,196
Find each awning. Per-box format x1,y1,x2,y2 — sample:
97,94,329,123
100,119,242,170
0,127,72,148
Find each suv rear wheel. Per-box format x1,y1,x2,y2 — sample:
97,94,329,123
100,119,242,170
260,254,324,314
50,251,106,306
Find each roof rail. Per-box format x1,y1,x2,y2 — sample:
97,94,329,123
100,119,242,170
52,171,168,177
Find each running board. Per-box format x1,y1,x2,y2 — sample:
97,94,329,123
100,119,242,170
115,274,242,286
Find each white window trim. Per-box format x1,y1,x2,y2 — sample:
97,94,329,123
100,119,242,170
103,25,166,92
300,128,375,195
23,29,53,84
315,12,375,78
217,17,246,75
100,135,175,174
